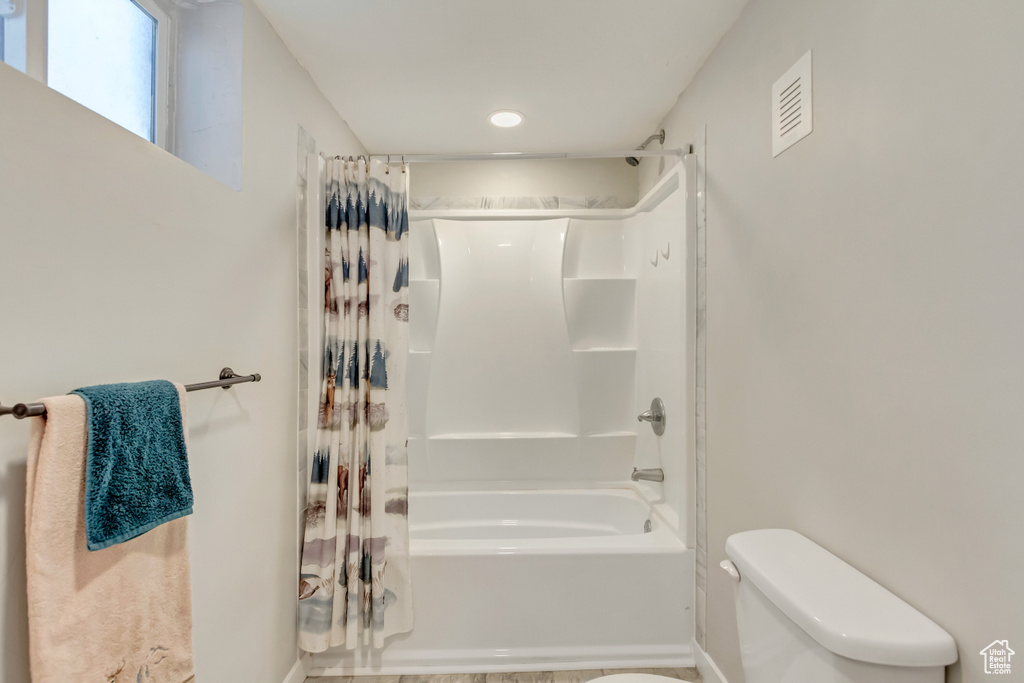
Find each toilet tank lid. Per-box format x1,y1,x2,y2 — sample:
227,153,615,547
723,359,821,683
725,529,957,667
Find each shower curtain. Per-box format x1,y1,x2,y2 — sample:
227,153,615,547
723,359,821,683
299,157,412,652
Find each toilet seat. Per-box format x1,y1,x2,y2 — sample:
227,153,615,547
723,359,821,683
590,675,679,683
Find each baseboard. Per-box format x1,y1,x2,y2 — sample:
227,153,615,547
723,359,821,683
692,639,729,683
282,658,306,683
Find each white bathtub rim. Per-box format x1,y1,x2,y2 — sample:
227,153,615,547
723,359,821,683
411,487,657,540
308,642,695,676
411,480,648,493
409,486,690,556
413,518,635,539
412,486,645,499
410,526,685,556
411,482,690,543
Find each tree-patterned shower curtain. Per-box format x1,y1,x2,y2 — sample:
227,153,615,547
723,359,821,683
299,157,412,652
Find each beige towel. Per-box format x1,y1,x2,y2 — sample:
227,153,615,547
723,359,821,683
26,385,195,683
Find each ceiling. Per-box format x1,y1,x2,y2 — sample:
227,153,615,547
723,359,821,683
253,1,749,154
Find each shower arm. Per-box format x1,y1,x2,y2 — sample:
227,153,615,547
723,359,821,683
636,129,667,151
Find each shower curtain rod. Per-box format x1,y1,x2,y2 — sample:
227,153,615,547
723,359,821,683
364,148,690,163
0,367,261,420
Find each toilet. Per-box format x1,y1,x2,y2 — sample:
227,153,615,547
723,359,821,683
586,529,957,683
721,529,958,682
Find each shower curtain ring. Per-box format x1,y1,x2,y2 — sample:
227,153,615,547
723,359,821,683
386,155,390,174
402,155,407,173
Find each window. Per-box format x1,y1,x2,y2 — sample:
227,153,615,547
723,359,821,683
0,1,27,73
2,0,173,146
4,0,243,189
47,0,166,143
0,3,17,69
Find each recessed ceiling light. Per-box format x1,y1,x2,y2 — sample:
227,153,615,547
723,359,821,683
489,110,524,128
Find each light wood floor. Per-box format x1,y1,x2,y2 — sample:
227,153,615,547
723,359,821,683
307,667,701,683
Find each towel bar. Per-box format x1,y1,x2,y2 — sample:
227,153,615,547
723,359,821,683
0,367,261,420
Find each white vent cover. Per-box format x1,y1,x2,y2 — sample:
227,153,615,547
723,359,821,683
772,51,813,157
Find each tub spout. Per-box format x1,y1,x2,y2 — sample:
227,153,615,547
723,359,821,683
631,467,665,482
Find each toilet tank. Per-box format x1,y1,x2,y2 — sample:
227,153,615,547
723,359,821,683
724,530,957,683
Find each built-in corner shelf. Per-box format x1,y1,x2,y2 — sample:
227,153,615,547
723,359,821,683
564,274,637,437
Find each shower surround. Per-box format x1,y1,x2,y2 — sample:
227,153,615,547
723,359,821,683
306,161,696,675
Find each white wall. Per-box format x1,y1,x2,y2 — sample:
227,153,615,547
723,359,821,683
0,2,366,681
642,1,1024,681
410,158,639,206
174,0,245,190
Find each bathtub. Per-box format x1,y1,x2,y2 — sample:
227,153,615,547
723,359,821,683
308,487,694,675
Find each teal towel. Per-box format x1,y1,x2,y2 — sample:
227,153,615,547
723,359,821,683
71,380,193,551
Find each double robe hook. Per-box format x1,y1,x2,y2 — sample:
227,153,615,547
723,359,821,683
650,242,671,267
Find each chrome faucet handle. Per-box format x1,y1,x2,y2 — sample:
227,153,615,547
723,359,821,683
636,397,666,435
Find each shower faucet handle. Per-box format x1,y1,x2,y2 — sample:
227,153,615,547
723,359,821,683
636,397,666,436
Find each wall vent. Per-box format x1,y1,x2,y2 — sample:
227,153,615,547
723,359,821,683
772,51,813,157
